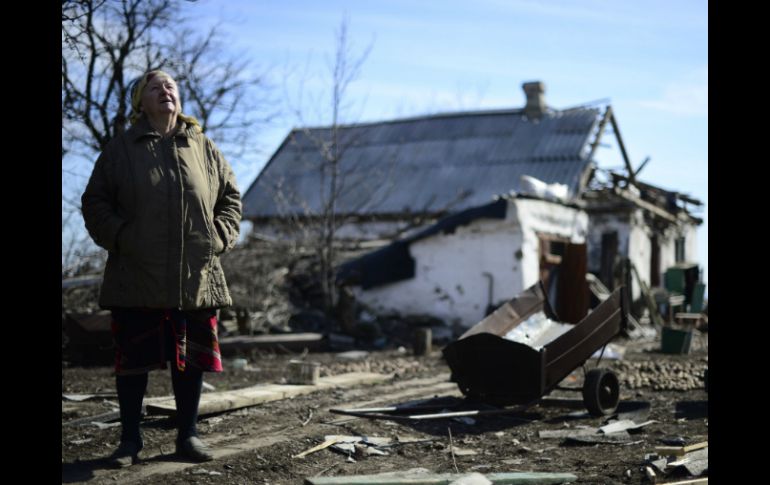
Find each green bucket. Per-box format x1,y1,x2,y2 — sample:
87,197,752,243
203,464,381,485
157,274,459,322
661,327,693,354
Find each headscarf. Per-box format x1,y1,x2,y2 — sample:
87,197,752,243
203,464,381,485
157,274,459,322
128,70,202,132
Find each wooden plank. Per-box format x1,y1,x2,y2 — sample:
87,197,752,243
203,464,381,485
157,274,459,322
608,111,636,185
565,431,632,444
655,441,708,457
329,402,536,422
62,410,122,427
539,428,598,439
305,471,578,485
614,186,678,223
658,479,707,485
146,372,392,416
219,332,324,352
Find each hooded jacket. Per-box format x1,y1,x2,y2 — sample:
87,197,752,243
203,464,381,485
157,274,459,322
81,117,241,310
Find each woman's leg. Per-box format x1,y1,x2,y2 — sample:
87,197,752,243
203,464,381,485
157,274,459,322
170,364,203,441
170,364,214,461
110,372,147,467
115,373,148,446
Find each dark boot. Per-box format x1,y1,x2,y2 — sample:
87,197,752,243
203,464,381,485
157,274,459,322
176,436,214,462
108,440,143,468
112,373,148,467
171,364,213,461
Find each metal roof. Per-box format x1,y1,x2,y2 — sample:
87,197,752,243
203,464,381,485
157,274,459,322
243,107,601,219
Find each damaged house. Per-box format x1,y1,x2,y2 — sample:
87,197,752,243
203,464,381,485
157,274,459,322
243,81,703,328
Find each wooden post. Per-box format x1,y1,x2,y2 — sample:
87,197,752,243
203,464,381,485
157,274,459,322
413,328,432,356
287,360,320,385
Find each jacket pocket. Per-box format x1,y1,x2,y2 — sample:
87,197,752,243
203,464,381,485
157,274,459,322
211,223,225,255
117,222,135,256
203,215,223,258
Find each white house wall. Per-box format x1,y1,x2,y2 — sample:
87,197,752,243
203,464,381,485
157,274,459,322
353,215,522,329
627,210,651,300
630,214,700,298
587,209,700,300
585,212,631,274
353,198,587,329
659,223,699,274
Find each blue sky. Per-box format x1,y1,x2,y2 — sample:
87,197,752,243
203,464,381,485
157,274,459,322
187,0,708,286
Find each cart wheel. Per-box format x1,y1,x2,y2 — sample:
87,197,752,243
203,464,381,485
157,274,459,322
583,368,620,416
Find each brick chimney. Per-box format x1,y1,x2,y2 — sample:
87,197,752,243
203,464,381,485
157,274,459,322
522,81,546,120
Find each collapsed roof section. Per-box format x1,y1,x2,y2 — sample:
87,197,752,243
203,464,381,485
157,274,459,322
583,169,704,227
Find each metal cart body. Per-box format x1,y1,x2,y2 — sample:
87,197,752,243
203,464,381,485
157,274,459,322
443,281,628,409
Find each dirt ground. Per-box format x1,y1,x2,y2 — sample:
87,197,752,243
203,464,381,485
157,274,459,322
62,332,707,485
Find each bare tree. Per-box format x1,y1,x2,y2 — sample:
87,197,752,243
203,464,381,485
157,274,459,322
61,0,273,283
261,18,471,318
270,18,375,314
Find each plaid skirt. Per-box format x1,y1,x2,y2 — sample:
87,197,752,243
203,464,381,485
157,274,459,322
111,308,223,375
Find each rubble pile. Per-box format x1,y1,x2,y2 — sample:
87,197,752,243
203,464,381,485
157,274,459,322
610,358,708,391
221,239,374,335
322,357,423,377
62,285,101,315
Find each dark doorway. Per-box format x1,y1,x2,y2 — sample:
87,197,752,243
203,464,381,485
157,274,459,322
650,235,661,287
539,235,589,324
599,232,618,290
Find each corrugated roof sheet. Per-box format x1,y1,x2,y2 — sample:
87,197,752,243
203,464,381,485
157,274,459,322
243,107,601,219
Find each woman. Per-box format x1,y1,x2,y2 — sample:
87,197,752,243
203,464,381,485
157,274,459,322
81,70,242,467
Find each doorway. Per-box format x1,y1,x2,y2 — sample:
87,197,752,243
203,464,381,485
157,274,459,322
539,234,589,324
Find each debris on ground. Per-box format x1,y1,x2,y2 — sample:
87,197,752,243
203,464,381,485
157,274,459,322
63,322,708,485
642,442,709,480
303,468,578,484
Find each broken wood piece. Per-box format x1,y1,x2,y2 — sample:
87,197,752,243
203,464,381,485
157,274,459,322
147,372,392,416
655,441,708,456
445,447,478,456
63,410,122,427
644,466,656,482
656,479,708,485
219,332,324,353
329,403,533,422
287,360,320,385
304,470,578,484
538,428,599,439
62,392,118,401
565,431,632,444
293,438,341,459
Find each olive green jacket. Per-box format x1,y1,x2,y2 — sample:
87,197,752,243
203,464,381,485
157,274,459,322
81,118,241,310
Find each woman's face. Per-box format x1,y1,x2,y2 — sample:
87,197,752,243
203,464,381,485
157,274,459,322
140,74,181,120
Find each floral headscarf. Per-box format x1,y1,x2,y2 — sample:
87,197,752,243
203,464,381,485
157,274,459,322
128,70,201,132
